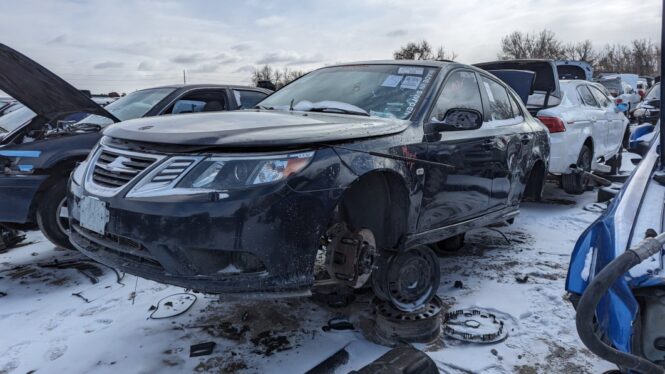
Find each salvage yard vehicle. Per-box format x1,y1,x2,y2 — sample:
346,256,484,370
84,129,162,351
68,60,549,312
475,60,628,194
568,124,665,372
536,80,629,193
633,82,660,125
0,43,271,249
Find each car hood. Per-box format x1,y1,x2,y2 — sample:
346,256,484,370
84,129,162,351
0,44,118,123
104,110,410,147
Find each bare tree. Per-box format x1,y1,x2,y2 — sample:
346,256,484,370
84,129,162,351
499,29,566,60
251,65,307,90
393,40,457,60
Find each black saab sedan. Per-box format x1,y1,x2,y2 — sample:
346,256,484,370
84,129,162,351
69,61,549,312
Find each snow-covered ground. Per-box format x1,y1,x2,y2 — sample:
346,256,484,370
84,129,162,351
1,159,640,374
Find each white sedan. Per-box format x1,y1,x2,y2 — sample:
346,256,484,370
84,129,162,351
536,80,629,194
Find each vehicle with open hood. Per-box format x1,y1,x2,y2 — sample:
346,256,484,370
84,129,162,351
476,60,629,194
0,43,271,249
68,60,549,312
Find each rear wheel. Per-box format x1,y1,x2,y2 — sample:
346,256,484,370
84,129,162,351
561,145,592,195
36,179,73,250
372,245,440,312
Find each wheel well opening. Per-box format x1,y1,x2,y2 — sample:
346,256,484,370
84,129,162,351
524,159,546,201
583,138,594,154
335,171,409,250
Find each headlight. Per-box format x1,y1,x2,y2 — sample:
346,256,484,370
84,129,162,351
178,151,314,190
126,151,314,198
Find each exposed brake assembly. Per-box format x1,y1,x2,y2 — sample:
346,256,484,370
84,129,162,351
324,223,376,289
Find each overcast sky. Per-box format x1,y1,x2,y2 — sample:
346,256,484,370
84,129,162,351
0,0,661,94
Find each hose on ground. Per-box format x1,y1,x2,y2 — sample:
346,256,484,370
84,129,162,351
576,233,665,374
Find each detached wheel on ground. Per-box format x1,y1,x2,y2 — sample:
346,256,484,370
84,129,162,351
561,145,592,195
36,179,74,249
433,233,465,255
371,245,440,312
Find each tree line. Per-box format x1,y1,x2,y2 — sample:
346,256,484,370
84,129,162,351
251,29,661,89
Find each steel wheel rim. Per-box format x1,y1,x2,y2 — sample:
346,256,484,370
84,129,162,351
386,248,437,311
56,197,70,235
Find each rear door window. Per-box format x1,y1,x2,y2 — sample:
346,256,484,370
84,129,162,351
588,86,612,108
480,76,514,121
430,70,483,123
577,85,599,107
234,90,269,109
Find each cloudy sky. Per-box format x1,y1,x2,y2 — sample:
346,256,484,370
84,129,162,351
0,0,661,94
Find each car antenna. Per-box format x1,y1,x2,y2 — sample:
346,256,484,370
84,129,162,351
290,99,294,111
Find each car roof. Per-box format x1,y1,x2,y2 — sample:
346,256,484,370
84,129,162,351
332,59,454,68
137,84,272,94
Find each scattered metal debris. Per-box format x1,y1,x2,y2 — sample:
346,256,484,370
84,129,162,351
189,342,216,357
349,346,439,374
0,226,26,252
583,202,608,213
443,308,508,344
72,292,92,303
148,293,197,319
39,260,104,284
322,316,354,332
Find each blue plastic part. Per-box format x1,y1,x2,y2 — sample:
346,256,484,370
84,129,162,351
629,124,654,150
0,150,42,158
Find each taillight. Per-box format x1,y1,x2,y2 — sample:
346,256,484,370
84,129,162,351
615,98,623,104
537,116,566,133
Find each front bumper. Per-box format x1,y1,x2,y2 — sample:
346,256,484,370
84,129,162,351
0,174,48,223
68,179,340,295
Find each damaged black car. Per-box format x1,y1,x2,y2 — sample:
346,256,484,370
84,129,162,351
69,61,549,312
0,44,271,249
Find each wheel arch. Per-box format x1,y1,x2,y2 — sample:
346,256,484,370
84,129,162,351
333,169,411,251
28,156,85,222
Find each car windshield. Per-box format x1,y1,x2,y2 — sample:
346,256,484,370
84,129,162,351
76,87,176,126
0,105,35,134
257,64,438,119
646,83,660,101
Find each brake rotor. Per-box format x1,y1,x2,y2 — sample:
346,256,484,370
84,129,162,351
443,308,508,344
364,295,443,347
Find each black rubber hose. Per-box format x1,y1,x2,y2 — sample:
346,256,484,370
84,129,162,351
576,240,665,374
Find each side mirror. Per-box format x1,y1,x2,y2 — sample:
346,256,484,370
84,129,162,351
426,109,483,133
616,102,629,113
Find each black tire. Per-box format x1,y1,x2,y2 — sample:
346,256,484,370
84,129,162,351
36,179,73,249
372,245,441,312
562,145,592,195
608,148,623,176
433,233,465,255
597,185,621,203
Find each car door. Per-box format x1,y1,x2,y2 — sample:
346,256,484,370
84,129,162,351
418,69,493,231
576,84,607,155
589,84,625,156
478,74,533,209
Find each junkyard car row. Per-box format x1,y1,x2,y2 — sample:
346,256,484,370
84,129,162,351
0,40,659,371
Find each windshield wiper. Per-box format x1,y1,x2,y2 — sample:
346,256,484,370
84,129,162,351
305,107,370,117
256,105,275,110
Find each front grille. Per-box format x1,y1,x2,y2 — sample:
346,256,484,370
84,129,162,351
92,149,158,189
